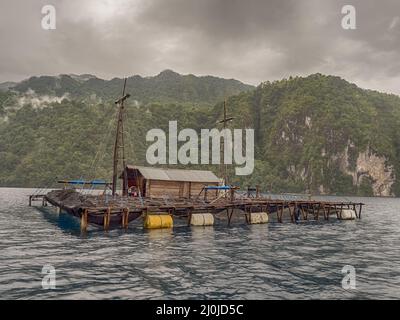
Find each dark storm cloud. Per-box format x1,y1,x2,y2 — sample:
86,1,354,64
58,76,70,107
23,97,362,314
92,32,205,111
1,0,400,94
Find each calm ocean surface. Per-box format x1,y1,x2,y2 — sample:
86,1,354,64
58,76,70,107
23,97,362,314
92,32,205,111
0,187,399,300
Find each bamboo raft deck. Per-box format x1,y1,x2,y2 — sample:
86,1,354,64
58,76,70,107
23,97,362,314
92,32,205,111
29,189,364,231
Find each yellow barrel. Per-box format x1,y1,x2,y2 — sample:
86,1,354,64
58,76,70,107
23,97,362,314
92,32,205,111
339,209,356,220
144,214,173,229
190,213,214,226
248,212,269,224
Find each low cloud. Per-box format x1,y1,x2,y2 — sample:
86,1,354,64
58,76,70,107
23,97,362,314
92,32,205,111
17,89,70,109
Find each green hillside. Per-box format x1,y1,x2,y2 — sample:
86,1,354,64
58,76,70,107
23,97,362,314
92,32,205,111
1,73,400,196
225,74,400,196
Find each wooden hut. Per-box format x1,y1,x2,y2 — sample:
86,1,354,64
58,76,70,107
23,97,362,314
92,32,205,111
123,165,221,198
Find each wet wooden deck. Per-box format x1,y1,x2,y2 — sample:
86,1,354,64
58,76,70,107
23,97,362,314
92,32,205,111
29,189,364,231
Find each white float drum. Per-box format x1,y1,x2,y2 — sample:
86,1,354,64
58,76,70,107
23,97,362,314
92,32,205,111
339,209,356,220
190,213,214,226
248,212,269,224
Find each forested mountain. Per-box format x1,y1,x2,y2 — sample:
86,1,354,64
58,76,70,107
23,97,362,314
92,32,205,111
10,70,254,105
225,74,400,196
1,72,399,196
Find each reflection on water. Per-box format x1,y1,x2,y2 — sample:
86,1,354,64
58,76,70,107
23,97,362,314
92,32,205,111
39,207,81,234
0,188,399,299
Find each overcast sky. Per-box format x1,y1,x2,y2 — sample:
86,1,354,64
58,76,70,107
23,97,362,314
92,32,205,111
1,0,400,94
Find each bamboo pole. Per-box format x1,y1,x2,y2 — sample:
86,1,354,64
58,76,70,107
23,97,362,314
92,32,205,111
81,209,88,232
104,207,111,230
288,204,294,223
315,204,320,221
122,207,129,228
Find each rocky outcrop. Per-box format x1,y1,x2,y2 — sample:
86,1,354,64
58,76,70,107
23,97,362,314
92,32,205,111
337,143,395,196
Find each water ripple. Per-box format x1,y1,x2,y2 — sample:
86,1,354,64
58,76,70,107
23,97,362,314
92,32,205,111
0,188,399,299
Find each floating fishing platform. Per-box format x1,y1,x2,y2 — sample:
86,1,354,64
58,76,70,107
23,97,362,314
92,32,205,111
29,187,364,232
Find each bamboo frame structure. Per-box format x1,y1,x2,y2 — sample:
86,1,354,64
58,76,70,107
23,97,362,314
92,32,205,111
29,189,364,231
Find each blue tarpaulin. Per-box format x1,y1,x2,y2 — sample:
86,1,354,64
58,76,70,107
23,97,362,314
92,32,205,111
57,179,109,185
205,185,233,190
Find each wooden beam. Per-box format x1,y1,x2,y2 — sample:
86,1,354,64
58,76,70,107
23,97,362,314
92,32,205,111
81,209,88,232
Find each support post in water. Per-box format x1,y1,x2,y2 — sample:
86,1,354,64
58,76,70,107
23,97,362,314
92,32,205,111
104,207,111,230
316,204,320,221
81,209,88,232
122,207,129,229
288,204,294,223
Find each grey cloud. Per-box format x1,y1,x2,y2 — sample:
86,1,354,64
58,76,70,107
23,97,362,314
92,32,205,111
1,0,400,94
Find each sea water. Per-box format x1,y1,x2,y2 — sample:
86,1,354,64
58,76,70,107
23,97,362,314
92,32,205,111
0,188,399,299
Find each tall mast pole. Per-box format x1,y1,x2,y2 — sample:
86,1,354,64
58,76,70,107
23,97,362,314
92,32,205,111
112,78,130,196
222,101,227,185
217,99,234,186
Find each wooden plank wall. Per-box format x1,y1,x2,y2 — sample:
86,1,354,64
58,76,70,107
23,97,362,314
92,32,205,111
148,180,218,198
